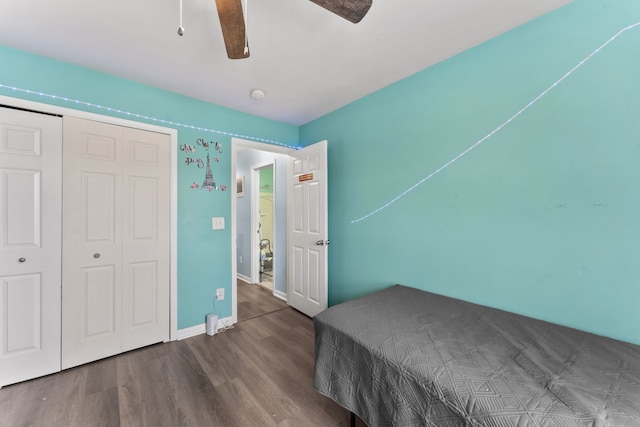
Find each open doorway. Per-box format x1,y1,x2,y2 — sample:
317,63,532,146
231,138,291,324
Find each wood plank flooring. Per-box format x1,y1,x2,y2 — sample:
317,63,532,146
237,279,288,322
0,282,365,427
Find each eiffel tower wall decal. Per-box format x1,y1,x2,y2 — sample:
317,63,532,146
181,138,228,192
202,153,217,190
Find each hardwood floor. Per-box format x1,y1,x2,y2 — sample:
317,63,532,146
237,278,287,323
0,283,364,427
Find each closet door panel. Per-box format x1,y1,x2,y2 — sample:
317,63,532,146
2,275,42,353
121,128,170,350
82,265,117,337
0,107,62,387
62,117,122,369
62,117,170,369
84,173,117,242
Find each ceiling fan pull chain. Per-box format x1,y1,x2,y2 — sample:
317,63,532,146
177,0,185,36
243,0,249,55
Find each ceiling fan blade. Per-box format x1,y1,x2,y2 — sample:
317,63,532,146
309,0,372,23
215,0,249,59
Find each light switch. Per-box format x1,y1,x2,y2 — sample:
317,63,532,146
212,217,225,230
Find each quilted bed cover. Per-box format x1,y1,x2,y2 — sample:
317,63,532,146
313,285,640,426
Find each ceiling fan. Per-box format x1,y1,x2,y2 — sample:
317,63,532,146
214,0,373,59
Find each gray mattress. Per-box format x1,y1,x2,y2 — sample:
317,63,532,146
313,285,640,426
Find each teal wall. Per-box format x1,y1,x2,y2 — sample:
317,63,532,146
300,0,640,345
0,45,298,330
3,0,640,345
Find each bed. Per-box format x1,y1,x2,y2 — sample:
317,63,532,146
313,285,640,426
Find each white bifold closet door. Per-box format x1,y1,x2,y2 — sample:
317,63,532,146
0,107,62,387
62,116,170,369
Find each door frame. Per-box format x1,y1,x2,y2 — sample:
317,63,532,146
231,138,291,323
0,94,179,341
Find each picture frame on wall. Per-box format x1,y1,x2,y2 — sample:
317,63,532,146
236,176,244,197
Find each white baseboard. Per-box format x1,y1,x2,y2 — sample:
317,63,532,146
177,323,205,340
237,273,251,283
177,316,234,340
274,289,287,301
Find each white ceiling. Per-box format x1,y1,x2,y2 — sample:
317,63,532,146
0,0,572,126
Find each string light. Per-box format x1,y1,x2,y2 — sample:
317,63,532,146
0,83,298,149
351,21,640,224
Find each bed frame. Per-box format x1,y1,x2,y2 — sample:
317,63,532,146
314,285,640,426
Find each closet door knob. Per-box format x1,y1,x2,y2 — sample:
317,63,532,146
93,253,101,259
18,257,26,263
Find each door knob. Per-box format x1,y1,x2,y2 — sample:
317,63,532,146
93,253,101,259
315,240,330,246
18,257,26,263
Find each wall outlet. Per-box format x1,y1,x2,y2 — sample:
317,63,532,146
216,288,225,301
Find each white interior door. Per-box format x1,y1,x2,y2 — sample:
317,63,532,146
62,117,170,369
0,107,62,387
287,140,328,317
